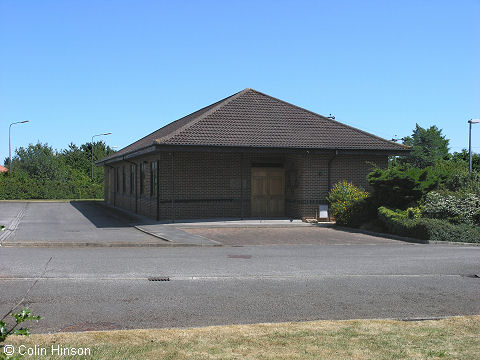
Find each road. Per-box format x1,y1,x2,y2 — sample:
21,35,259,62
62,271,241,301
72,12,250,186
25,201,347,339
1,245,479,332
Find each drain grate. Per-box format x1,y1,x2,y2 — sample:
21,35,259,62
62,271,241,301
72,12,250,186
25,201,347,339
228,255,252,259
148,277,170,281
461,274,479,279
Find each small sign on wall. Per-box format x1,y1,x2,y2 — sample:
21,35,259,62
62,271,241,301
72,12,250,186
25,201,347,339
319,204,329,219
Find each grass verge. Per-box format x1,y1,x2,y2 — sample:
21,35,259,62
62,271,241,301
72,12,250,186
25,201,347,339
5,316,480,359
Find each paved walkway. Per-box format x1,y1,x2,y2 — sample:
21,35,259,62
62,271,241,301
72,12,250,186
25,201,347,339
183,226,410,246
158,218,318,227
0,201,219,247
0,201,414,247
134,224,221,245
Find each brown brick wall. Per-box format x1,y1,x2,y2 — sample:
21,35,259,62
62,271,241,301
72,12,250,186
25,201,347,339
103,151,388,220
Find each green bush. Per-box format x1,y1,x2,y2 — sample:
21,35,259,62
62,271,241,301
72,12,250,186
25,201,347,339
377,206,480,243
441,168,480,195
367,161,479,209
406,207,422,220
421,218,480,243
423,191,480,225
367,165,439,209
377,207,429,240
1,308,41,360
327,181,369,226
0,141,113,200
0,170,104,200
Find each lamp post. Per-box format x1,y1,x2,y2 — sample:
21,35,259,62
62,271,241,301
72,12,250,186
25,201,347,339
91,132,111,181
9,120,30,173
468,119,479,172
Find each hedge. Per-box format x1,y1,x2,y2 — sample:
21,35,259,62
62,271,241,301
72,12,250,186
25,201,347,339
377,206,480,243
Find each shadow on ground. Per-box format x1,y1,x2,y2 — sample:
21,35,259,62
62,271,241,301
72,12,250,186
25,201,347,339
70,201,165,229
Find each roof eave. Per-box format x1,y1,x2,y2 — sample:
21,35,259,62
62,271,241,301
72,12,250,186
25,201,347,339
97,143,410,165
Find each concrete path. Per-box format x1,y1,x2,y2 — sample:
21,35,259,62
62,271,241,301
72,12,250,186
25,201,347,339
158,218,316,227
0,201,218,247
135,224,221,245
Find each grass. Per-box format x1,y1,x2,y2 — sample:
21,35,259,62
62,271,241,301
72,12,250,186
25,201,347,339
5,316,480,359
0,199,103,202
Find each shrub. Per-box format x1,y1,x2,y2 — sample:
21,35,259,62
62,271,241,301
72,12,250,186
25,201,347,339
420,218,480,243
441,169,480,195
1,308,41,360
377,207,429,240
367,161,478,209
377,206,480,243
367,165,438,209
423,191,480,225
327,181,369,226
406,207,422,220
0,170,104,200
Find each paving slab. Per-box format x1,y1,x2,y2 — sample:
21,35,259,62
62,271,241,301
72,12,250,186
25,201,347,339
183,226,412,246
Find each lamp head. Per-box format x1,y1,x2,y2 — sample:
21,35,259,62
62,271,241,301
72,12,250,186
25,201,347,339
468,119,480,124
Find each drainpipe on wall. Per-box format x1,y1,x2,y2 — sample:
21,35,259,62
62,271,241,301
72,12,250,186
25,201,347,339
170,152,175,223
240,153,244,219
156,160,160,221
327,150,338,221
306,150,310,218
105,165,116,207
123,157,138,214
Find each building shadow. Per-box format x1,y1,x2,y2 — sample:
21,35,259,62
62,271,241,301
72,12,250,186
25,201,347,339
69,200,156,228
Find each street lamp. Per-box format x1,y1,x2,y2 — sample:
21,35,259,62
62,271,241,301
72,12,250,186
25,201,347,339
468,119,479,172
9,120,30,173
91,132,112,181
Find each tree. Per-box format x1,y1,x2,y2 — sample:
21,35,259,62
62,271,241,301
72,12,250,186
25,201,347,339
450,149,480,172
400,124,449,168
11,143,69,182
1,141,116,200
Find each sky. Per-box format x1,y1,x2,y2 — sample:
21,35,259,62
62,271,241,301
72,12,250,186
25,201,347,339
1,0,479,164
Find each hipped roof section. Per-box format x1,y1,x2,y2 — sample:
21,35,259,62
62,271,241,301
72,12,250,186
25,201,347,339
100,88,409,163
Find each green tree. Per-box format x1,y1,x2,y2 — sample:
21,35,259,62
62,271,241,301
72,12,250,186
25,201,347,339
400,124,449,168
450,149,480,172
1,141,116,200
11,143,69,182
62,141,115,182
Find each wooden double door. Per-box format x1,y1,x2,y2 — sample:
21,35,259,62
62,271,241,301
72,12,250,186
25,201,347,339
251,167,285,217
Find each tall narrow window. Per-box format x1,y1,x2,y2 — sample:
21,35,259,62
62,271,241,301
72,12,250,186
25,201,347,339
150,161,158,197
130,164,136,194
122,166,126,193
140,162,146,195
115,167,120,192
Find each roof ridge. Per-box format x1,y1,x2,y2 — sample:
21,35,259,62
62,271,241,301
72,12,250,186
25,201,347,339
247,89,409,150
155,88,251,144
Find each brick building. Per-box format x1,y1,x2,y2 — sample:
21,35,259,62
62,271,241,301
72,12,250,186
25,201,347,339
98,88,408,221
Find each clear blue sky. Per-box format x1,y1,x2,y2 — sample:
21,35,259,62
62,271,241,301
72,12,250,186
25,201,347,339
1,0,479,164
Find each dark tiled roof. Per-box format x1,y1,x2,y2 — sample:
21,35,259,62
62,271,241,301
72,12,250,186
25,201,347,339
104,88,408,161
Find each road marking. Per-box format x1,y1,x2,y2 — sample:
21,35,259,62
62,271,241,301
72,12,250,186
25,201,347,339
0,203,28,245
0,274,469,281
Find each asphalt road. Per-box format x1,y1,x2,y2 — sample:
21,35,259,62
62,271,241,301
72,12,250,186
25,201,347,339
1,245,479,332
